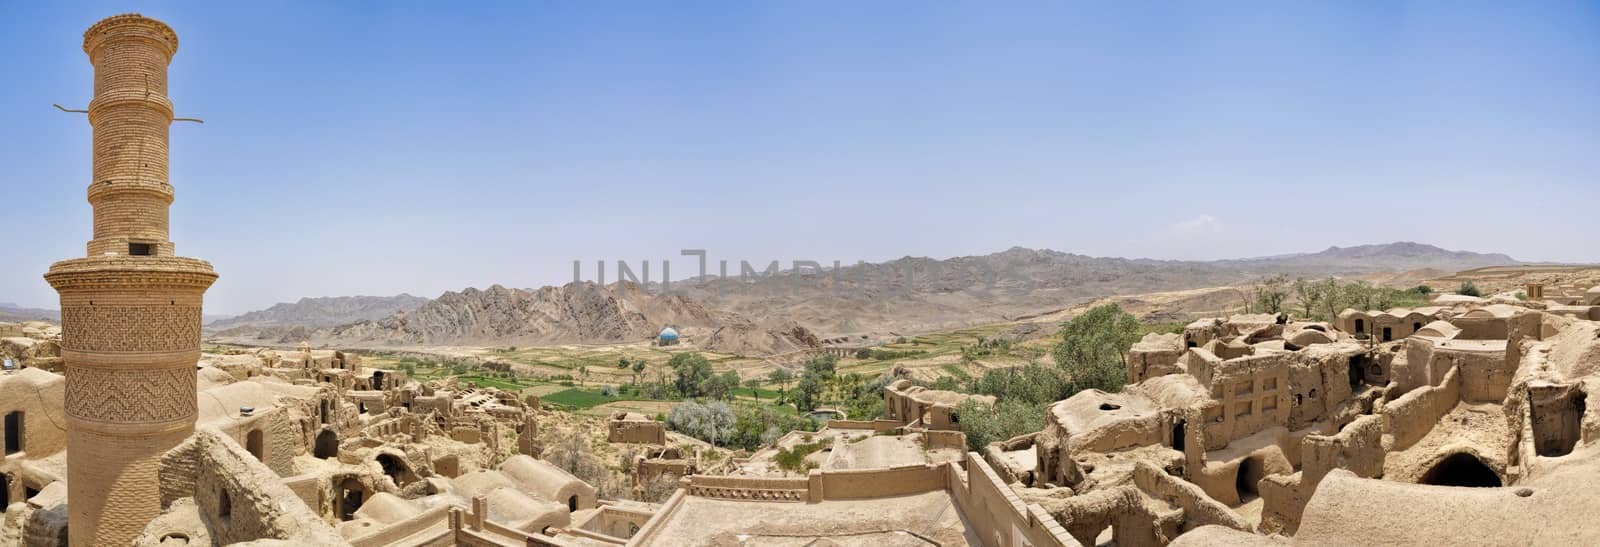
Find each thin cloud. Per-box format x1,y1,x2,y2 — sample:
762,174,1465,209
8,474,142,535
1163,215,1224,240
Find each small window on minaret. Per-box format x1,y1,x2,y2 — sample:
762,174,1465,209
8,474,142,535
129,243,153,256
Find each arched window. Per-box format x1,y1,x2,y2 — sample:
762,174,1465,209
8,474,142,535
568,495,578,512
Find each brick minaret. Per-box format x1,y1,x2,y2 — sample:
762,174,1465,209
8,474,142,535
44,14,217,546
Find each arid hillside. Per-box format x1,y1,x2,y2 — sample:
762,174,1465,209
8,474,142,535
207,242,1522,353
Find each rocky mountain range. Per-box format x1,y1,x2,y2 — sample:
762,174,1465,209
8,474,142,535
207,242,1521,354
0,303,58,323
208,294,429,330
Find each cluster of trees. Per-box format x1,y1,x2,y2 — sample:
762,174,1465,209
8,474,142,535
1245,275,1432,321
952,304,1142,450
665,400,818,451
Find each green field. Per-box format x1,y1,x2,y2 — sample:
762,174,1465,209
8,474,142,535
542,388,634,409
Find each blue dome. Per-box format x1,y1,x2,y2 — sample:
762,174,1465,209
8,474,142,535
658,327,679,340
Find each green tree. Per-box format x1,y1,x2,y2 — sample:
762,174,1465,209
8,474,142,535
1051,304,1139,393
577,365,589,385
743,378,763,400
631,358,647,384
1251,273,1291,314
955,398,1046,451
1292,277,1324,320
767,368,793,391
706,371,740,400
796,372,824,411
668,352,713,398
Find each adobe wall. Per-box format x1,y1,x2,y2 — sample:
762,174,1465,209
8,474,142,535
952,453,1076,547
217,405,301,477
575,504,654,540
922,430,967,451
607,418,666,445
0,369,68,465
824,419,903,432
1131,462,1252,534
1206,353,1292,444
1258,414,1386,535
811,463,946,500
190,430,344,545
1300,414,1384,484
1381,366,1461,450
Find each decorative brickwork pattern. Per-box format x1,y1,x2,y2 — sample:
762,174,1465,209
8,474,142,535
60,305,202,353
65,366,197,423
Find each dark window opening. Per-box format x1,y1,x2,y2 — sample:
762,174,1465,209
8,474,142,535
319,400,330,425
358,402,367,414
568,495,579,512
128,242,153,256
4,411,21,455
246,430,264,461
1420,453,1501,487
315,430,338,459
25,486,38,499
1354,319,1365,334
1,474,9,508
217,489,232,522
372,371,385,390
1382,327,1393,342
1171,420,1186,452
1099,403,1122,411
1348,356,1366,390
949,412,959,424
1413,322,1423,332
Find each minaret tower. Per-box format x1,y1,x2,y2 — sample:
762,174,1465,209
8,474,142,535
44,14,217,546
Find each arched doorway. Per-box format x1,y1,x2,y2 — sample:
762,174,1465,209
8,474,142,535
376,453,415,487
1171,419,1186,452
1,473,10,509
1235,458,1263,501
337,478,366,521
1354,319,1365,334
1420,453,1501,487
314,429,339,459
568,495,578,512
246,430,265,461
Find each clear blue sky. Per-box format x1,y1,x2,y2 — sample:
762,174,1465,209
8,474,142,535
3,1,1597,315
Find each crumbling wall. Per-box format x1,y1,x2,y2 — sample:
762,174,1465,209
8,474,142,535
1131,462,1251,534
1381,366,1461,450
607,417,666,445
1301,414,1385,484
1129,333,1185,383
191,430,344,545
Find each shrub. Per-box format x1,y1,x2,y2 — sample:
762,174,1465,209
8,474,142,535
1457,281,1482,297
955,399,1046,451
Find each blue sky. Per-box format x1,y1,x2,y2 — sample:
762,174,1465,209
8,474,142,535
3,1,1597,314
